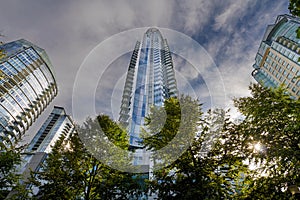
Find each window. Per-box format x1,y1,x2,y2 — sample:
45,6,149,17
282,60,286,66
271,62,275,67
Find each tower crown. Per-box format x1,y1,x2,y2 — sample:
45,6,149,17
145,27,163,38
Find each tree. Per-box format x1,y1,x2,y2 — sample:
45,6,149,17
142,96,247,199
0,129,28,199
289,0,300,38
0,145,22,199
225,84,300,199
31,115,143,200
289,0,300,17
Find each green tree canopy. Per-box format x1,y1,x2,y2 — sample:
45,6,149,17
142,96,247,199
31,115,143,200
0,145,22,199
289,0,300,17
0,129,26,199
224,84,300,199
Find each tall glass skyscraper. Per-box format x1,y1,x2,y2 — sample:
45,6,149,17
21,107,74,177
252,14,300,99
119,28,178,150
26,106,75,154
0,39,57,146
118,29,179,199
8,106,75,197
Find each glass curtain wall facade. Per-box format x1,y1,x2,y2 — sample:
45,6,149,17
252,14,300,99
26,106,75,154
20,106,74,194
119,28,178,149
0,39,57,146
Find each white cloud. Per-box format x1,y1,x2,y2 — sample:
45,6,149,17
173,0,216,34
213,0,254,33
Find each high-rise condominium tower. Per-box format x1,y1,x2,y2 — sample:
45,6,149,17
22,106,74,181
0,39,57,146
7,106,75,197
119,28,178,150
26,106,75,154
252,14,300,99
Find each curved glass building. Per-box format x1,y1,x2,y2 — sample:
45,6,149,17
0,39,57,146
252,14,300,99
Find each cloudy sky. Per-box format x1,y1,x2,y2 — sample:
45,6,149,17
0,0,290,139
